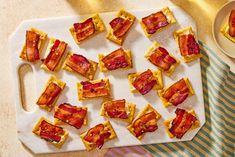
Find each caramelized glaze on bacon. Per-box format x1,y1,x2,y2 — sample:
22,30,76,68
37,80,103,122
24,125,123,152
142,11,168,34
81,80,109,98
133,111,158,137
74,18,95,42
169,108,197,139
25,31,40,62
178,34,200,56
66,54,91,76
43,40,67,71
84,124,111,149
229,10,235,37
102,48,129,70
110,17,132,38
39,120,64,143
132,69,157,95
163,79,189,106
104,99,128,119
149,47,176,71
37,82,62,107
54,103,87,129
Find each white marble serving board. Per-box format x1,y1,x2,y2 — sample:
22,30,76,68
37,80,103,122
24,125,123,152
10,6,205,154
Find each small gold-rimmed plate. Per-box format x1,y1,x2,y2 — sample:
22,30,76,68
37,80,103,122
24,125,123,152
212,0,235,58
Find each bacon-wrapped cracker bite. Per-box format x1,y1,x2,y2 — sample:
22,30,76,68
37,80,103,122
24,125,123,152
98,48,132,72
140,7,176,37
69,14,105,44
32,117,69,148
144,42,180,76
221,10,235,43
36,76,65,111
100,99,136,123
164,108,200,139
158,78,194,107
54,103,87,129
41,38,68,72
174,27,202,63
80,121,117,151
128,69,163,95
19,28,47,62
127,104,161,140
77,78,111,100
63,52,98,80
106,9,136,45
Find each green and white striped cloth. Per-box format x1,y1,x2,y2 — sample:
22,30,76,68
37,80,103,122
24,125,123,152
105,41,235,157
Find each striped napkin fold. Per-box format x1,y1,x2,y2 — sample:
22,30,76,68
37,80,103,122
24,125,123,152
105,41,235,157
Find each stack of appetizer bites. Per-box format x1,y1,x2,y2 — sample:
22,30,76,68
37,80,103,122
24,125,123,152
18,7,201,151
221,10,235,43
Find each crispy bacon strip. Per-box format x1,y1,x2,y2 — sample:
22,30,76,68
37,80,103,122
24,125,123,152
163,79,189,106
142,11,168,34
102,48,129,70
54,103,87,129
133,111,158,137
43,40,67,71
149,47,176,71
169,108,197,139
81,80,109,98
37,82,62,107
39,120,64,143
84,124,111,149
66,54,91,76
110,17,132,38
178,34,200,56
74,18,95,42
104,99,128,119
229,10,235,37
25,31,40,62
132,69,157,95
